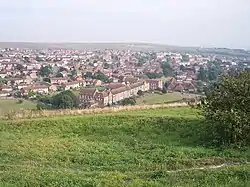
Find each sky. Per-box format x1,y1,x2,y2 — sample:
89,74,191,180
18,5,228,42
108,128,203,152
0,0,250,49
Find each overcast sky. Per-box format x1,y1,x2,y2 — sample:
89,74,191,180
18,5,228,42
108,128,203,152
0,0,250,49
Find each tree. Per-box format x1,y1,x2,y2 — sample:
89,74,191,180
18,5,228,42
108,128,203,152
40,66,52,77
161,61,173,77
0,78,7,85
181,54,189,62
104,62,110,69
121,97,136,106
16,64,24,71
201,71,250,147
28,90,36,98
36,102,49,110
84,72,93,79
58,95,74,109
137,90,144,96
43,77,51,83
92,71,110,83
197,67,207,82
56,73,63,78
35,56,43,62
52,90,77,109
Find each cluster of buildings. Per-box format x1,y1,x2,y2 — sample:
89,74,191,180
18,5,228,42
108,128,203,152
79,79,163,107
0,47,249,106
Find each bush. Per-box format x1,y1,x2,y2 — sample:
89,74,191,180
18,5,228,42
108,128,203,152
201,71,250,147
36,102,50,110
137,90,144,96
52,90,77,109
121,97,136,106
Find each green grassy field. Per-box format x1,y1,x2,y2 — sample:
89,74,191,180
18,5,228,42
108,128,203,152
0,107,249,187
136,92,198,105
0,99,36,116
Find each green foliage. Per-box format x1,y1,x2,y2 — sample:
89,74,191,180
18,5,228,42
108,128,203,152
92,70,110,83
201,71,250,147
197,62,222,82
28,90,36,98
43,77,51,83
161,61,173,77
121,97,136,106
0,108,249,186
137,90,144,96
16,64,24,71
84,71,93,79
0,78,7,84
52,90,77,109
181,54,190,62
56,73,63,78
40,66,52,77
58,94,74,109
103,62,110,69
35,56,43,62
36,102,50,110
197,67,208,81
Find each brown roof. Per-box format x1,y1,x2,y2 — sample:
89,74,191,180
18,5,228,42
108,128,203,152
124,76,138,84
95,91,108,98
130,81,144,89
111,86,129,95
80,88,97,96
51,78,68,81
22,85,49,91
167,83,176,90
174,84,185,92
0,85,12,89
104,83,124,90
63,81,80,86
146,79,161,83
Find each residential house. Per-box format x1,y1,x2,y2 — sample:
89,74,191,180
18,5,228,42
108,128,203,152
79,88,112,107
49,85,57,92
18,83,28,90
146,79,163,90
0,85,13,92
0,71,7,78
111,86,131,104
21,85,49,95
85,79,102,86
63,81,81,91
50,77,68,85
0,90,10,97
8,78,23,85
129,81,149,96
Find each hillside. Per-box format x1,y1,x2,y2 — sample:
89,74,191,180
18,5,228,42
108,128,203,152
1,42,249,56
0,99,36,117
0,107,249,187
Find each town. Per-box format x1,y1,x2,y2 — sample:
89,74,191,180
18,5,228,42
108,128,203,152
0,46,250,109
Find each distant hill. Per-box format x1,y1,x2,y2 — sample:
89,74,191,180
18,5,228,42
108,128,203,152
0,42,249,57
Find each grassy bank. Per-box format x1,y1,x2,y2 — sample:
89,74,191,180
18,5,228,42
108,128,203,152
0,107,249,186
136,92,199,105
0,99,36,116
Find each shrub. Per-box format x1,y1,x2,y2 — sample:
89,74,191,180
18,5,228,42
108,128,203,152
121,97,136,106
201,71,250,147
137,90,144,96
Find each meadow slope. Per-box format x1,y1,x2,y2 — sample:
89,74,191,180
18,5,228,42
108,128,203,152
0,107,249,187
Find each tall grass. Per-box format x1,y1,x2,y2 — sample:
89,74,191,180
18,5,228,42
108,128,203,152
2,103,188,120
